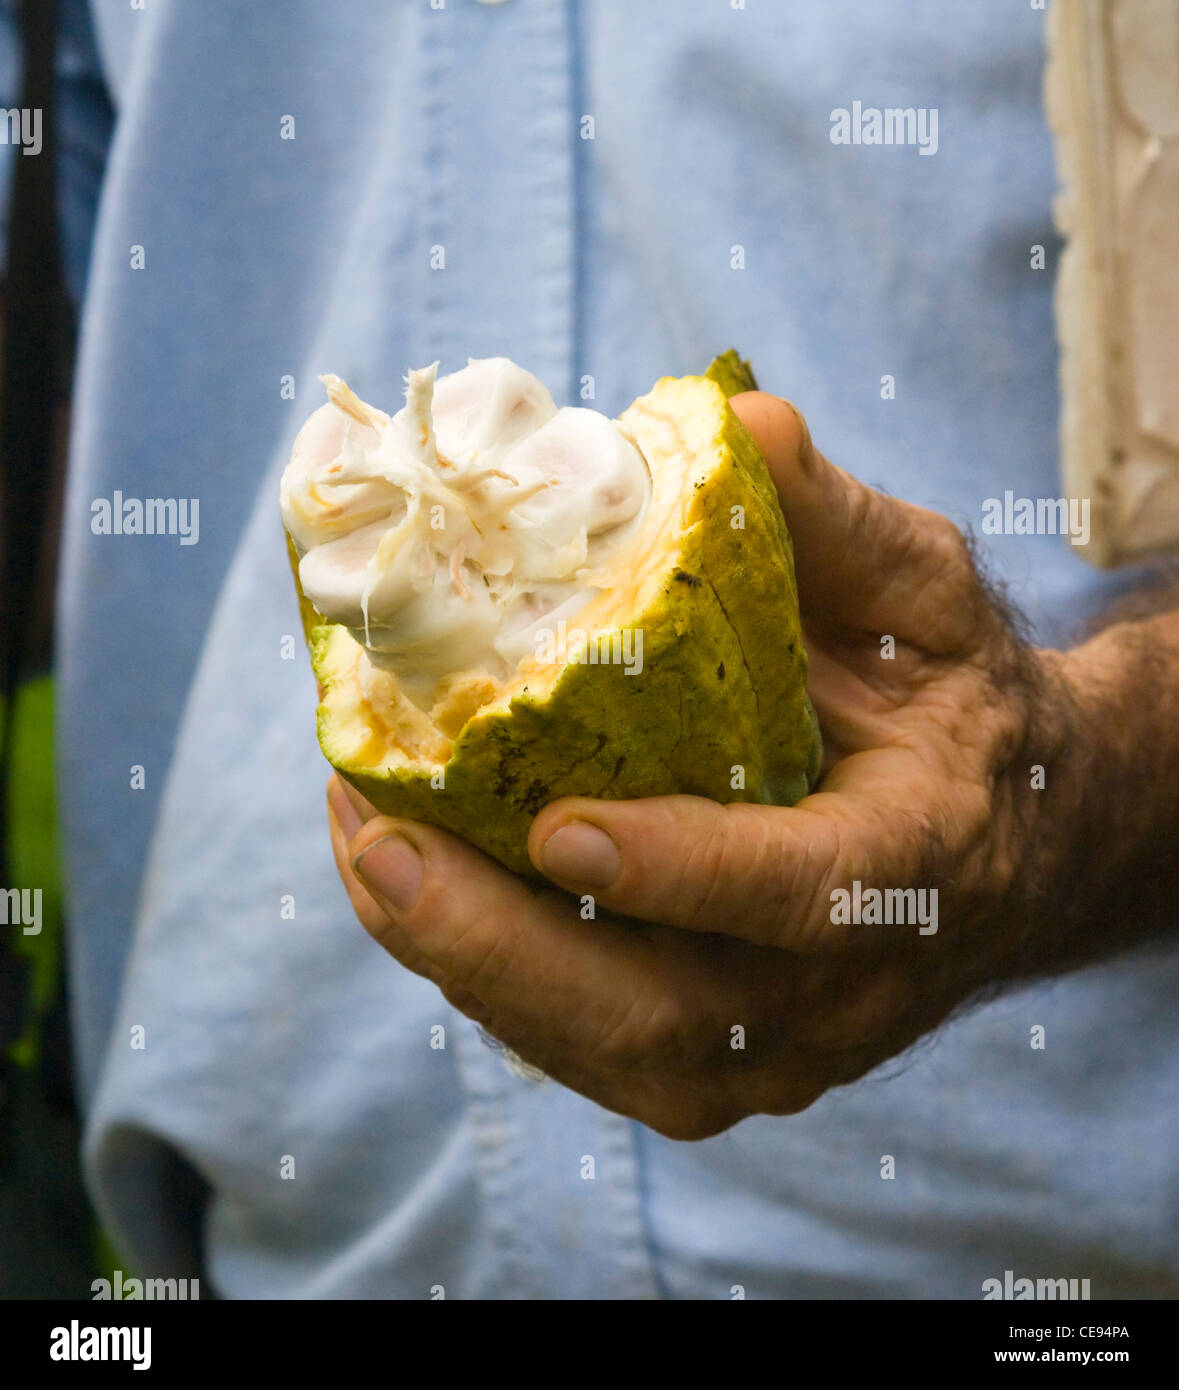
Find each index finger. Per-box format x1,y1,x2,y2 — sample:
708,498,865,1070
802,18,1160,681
527,757,949,952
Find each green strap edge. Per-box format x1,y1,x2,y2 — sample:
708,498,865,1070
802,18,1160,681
3,675,62,1070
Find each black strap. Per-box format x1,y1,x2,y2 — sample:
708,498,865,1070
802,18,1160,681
0,0,66,1051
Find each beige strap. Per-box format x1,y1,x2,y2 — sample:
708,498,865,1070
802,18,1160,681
1046,0,1179,565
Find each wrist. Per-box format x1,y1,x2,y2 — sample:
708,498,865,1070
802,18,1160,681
1010,615,1179,972
975,643,1085,982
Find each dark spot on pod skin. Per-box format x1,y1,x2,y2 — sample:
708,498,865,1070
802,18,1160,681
521,780,552,814
673,569,701,587
612,755,626,779
717,662,725,680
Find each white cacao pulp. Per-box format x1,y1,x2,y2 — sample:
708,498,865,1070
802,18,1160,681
280,358,651,705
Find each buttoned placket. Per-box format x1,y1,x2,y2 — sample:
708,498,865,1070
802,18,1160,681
416,0,660,1300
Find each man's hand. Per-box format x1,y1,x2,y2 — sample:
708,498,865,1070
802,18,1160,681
327,392,1179,1139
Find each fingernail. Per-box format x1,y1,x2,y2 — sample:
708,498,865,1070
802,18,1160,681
539,820,621,888
353,834,423,912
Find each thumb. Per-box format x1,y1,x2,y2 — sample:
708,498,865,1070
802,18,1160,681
729,392,988,655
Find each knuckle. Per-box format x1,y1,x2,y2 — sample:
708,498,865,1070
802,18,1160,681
590,989,693,1071
641,1096,744,1142
694,807,798,944
664,815,739,928
773,816,850,951
439,980,491,1024
759,1075,829,1117
445,916,521,994
923,510,973,574
845,476,884,540
806,960,909,1049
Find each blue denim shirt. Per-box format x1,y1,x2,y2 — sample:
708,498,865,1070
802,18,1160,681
29,0,1179,1296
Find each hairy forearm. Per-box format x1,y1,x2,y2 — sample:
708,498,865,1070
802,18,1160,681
1014,595,1179,977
